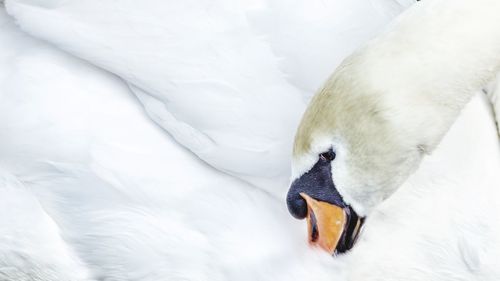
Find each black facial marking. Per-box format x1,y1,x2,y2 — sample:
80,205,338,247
335,207,365,254
286,149,345,219
310,211,319,242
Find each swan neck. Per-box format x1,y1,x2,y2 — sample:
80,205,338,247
356,0,500,151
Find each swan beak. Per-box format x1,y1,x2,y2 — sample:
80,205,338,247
300,193,364,254
300,193,347,254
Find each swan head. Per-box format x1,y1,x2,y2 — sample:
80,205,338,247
286,60,425,254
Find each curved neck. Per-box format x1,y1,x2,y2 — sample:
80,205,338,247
358,0,500,152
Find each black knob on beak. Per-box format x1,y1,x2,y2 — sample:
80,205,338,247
286,190,308,219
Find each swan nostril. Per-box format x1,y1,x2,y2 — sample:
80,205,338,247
286,195,308,219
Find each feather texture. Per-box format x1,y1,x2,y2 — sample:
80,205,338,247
3,0,412,193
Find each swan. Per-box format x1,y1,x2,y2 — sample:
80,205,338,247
1,0,499,280
286,0,500,255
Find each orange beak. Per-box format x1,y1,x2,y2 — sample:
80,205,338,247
300,193,348,254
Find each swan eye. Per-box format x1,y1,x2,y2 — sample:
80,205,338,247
319,150,336,162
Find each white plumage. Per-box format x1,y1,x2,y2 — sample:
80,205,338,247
3,0,414,192
0,1,499,280
0,8,338,280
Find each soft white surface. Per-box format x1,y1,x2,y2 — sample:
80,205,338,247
3,0,414,193
0,172,93,281
0,1,499,281
0,10,337,280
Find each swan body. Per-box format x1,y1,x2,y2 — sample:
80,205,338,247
0,1,499,280
0,172,93,281
3,0,414,193
0,8,339,280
